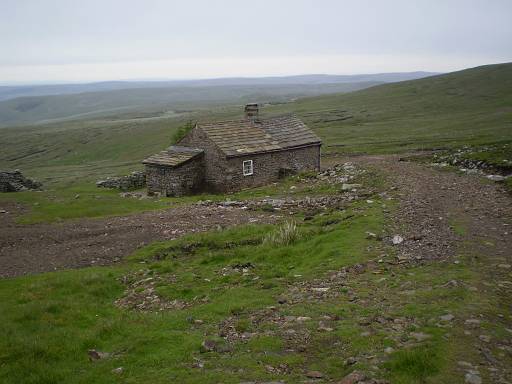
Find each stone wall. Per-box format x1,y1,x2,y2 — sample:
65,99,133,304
220,145,321,192
96,171,146,191
145,155,205,197
0,170,42,192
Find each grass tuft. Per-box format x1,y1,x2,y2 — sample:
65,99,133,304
263,221,300,246
384,345,442,383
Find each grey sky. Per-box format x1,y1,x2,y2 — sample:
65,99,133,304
1,0,511,83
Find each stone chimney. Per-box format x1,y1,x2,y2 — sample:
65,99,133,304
244,103,259,121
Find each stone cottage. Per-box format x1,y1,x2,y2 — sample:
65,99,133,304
143,104,321,196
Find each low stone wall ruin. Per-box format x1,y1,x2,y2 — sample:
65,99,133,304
0,170,42,192
96,171,146,191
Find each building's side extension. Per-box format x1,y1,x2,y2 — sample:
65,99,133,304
145,153,204,197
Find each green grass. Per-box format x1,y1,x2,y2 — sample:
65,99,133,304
0,197,500,383
0,199,387,383
1,163,509,382
0,116,187,187
0,184,171,223
385,346,442,383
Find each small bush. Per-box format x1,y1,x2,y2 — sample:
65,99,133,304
171,120,195,144
263,221,300,246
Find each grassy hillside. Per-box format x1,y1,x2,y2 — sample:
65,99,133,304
0,116,184,186
267,62,512,153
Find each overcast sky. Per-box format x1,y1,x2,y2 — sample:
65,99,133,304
1,0,511,84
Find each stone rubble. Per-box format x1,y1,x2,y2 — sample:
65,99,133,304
114,269,208,312
427,145,512,181
0,170,42,192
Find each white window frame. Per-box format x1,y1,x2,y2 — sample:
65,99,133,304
242,160,253,176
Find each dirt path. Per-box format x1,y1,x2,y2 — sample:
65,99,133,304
0,204,279,279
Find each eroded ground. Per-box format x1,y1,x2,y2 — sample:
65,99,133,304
0,203,281,278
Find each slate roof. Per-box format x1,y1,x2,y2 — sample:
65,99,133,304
142,146,203,167
197,114,321,157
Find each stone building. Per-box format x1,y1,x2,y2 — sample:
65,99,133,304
143,104,321,196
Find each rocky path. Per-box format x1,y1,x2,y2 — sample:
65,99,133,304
348,155,512,383
0,204,279,279
349,155,510,261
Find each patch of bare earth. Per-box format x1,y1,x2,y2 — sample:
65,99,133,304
0,204,279,279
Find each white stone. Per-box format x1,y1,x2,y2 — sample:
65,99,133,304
311,287,330,292
465,372,482,384
392,235,404,245
440,314,455,322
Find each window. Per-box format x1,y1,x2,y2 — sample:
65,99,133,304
242,160,253,176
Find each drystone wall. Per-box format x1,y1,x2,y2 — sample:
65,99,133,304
96,171,146,191
0,170,42,192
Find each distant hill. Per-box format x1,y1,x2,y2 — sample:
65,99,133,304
266,62,512,153
0,72,437,101
0,82,388,127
